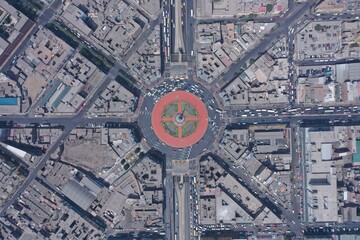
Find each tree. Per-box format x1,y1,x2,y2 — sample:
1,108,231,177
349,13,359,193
266,4,273,12
314,24,322,31
248,13,257,20
350,42,359,48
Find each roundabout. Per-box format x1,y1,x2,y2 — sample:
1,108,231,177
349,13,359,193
138,79,221,160
151,91,208,148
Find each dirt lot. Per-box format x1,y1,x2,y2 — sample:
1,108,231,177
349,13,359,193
62,137,118,176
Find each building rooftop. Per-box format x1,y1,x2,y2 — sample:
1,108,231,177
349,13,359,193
62,178,98,211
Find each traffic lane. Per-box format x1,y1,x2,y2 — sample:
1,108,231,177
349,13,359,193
297,57,360,66
0,20,34,67
183,0,194,59
0,125,73,216
196,0,299,25
289,125,300,201
299,128,309,224
1,0,63,72
0,38,137,215
184,180,191,239
164,175,175,239
2,106,360,126
139,129,217,160
122,15,161,62
227,112,360,125
138,80,221,159
224,104,359,117
213,0,321,88
170,1,176,54
212,154,302,235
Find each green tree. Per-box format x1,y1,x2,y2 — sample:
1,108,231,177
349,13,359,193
266,4,273,12
248,13,257,20
0,27,9,40
314,24,322,31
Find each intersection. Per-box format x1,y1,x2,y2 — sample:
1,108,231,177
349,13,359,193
0,0,360,239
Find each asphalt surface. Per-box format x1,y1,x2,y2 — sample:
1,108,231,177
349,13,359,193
184,0,195,62
210,0,323,91
173,0,185,54
0,20,34,67
183,178,191,239
0,57,148,233
164,175,175,239
1,0,360,239
121,14,161,64
210,153,302,236
0,125,72,217
1,0,63,73
138,78,221,161
0,54,131,218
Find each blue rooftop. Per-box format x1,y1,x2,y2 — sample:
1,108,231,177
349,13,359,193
0,97,18,105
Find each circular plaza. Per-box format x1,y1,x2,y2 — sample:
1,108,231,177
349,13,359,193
151,91,208,148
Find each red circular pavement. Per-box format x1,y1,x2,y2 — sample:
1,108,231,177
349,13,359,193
151,91,209,148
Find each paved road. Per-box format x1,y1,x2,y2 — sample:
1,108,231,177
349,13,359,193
1,0,359,239
227,111,360,125
174,0,185,55
184,178,191,239
209,0,322,91
1,0,63,73
300,127,308,224
184,0,195,62
122,0,153,21
164,175,175,239
122,15,161,63
138,78,221,160
0,125,72,216
144,13,205,234
211,154,299,230
196,9,360,24
289,123,302,218
174,179,185,240
0,57,129,216
0,20,34,68
297,57,360,66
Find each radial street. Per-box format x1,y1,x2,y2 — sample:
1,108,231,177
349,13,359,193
0,0,358,239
